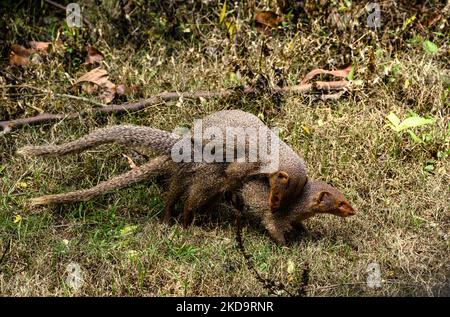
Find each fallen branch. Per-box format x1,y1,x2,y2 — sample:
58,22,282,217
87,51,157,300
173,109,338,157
0,80,350,135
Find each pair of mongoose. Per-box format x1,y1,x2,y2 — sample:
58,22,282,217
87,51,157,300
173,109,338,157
17,110,355,245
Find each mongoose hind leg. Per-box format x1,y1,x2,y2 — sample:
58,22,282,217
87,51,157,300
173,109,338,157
162,174,186,224
268,171,289,213
182,182,218,228
181,168,227,228
266,224,287,246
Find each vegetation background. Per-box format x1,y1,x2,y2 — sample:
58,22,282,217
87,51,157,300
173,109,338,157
0,0,448,296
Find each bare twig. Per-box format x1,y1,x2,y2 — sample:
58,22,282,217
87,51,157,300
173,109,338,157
234,203,294,296
0,80,350,135
44,0,66,11
0,240,11,269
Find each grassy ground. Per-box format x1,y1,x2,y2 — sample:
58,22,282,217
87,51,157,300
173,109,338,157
0,1,449,296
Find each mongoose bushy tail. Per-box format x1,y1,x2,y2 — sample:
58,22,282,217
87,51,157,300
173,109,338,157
17,125,181,157
30,156,171,205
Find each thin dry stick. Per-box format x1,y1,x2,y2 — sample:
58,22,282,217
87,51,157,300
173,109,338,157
44,0,94,30
1,85,106,107
0,80,350,135
0,240,11,269
233,200,310,297
234,206,294,296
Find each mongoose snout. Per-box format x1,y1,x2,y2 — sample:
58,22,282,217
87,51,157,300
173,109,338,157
337,201,356,217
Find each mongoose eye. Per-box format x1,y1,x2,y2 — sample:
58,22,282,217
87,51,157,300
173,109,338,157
338,201,345,208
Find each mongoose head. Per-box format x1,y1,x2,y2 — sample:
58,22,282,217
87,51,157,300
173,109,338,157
305,180,355,217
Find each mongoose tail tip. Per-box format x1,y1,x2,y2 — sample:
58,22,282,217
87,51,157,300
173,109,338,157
30,196,52,206
16,146,38,157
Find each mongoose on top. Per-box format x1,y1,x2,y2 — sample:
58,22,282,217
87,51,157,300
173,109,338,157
18,110,306,217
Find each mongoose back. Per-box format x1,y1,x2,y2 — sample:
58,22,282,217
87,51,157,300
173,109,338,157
200,110,307,211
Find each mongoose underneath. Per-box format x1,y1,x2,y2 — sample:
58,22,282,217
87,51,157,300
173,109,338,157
21,152,354,245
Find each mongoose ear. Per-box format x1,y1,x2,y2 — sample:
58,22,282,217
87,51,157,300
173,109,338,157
315,191,331,204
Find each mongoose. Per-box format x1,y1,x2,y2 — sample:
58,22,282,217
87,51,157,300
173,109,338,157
16,110,350,237
18,110,305,215
234,178,355,245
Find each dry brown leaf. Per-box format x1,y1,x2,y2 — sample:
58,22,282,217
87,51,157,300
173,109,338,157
116,84,140,96
116,84,126,95
255,11,284,33
85,45,104,64
122,153,138,169
80,82,99,95
29,41,51,52
300,65,352,84
9,44,33,66
101,81,116,103
74,67,116,104
427,13,442,27
9,52,30,66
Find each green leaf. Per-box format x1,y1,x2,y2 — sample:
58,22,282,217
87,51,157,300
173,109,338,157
13,214,22,224
402,15,416,30
225,21,235,38
391,64,401,76
387,112,401,129
120,225,138,237
219,0,227,24
407,130,422,143
422,134,433,142
437,150,449,159
396,116,435,132
346,66,355,80
424,164,434,172
423,40,438,55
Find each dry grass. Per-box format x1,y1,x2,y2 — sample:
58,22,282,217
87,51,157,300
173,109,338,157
0,0,449,296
